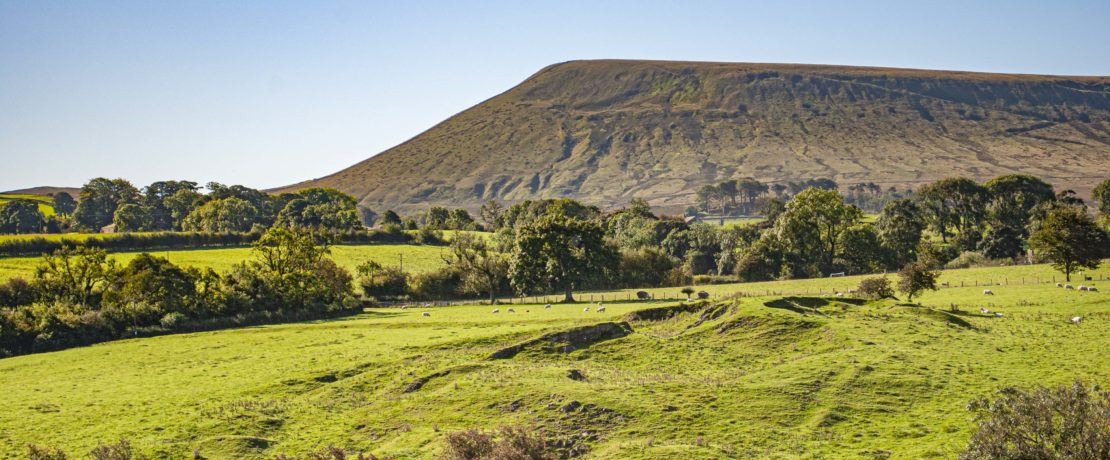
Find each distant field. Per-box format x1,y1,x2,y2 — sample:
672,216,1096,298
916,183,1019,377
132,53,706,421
0,243,450,281
1,262,1108,458
0,193,54,217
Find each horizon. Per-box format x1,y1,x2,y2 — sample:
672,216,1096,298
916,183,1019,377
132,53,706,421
3,0,1110,192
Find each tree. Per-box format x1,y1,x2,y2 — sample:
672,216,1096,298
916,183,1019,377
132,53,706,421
73,178,141,230
835,224,886,274
857,277,895,300
696,184,720,213
163,188,204,230
984,174,1055,227
876,199,926,268
774,188,864,275
34,246,119,305
509,215,617,302
981,225,1025,260
51,193,76,216
182,197,261,233
897,262,939,302
1093,178,1110,217
0,200,45,234
205,182,276,225
380,210,402,226
112,203,152,232
447,232,508,304
1028,206,1109,282
104,254,198,317
916,177,989,246
143,181,199,230
960,380,1110,460
480,200,505,230
274,188,361,231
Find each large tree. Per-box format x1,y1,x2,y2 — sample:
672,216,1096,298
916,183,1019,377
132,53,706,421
142,181,199,230
447,232,508,304
774,188,863,275
0,200,45,234
509,215,617,302
1028,206,1109,281
73,178,141,230
112,203,152,232
274,188,361,231
181,197,261,233
1094,178,1110,217
916,177,989,245
51,192,76,216
876,199,926,268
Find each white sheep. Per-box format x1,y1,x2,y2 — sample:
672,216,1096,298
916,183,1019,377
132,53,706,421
1056,283,1064,288
1072,316,1083,325
983,289,994,295
994,312,1004,317
979,307,990,314
835,292,844,298
1065,284,1074,290
491,309,500,314
507,308,515,313
1079,285,1088,291
597,306,606,312
422,312,430,317
583,307,590,312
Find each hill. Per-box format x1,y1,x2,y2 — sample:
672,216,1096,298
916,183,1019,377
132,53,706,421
2,263,1108,458
0,186,79,199
0,193,55,216
279,60,1110,214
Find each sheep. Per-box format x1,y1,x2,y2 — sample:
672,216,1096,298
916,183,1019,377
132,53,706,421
1088,287,1099,292
400,305,408,310
835,292,844,298
1056,283,1064,288
1079,285,1088,291
941,282,950,287
636,291,651,300
597,306,606,312
982,289,994,295
1072,316,1083,325
507,308,515,313
847,289,858,294
424,303,432,308
491,309,500,314
994,312,1004,317
979,307,990,314
1065,284,1074,289
422,312,431,317
583,307,590,312
544,304,552,309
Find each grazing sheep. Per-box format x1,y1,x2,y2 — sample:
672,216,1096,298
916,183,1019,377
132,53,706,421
1056,283,1064,288
994,312,1004,317
1072,316,1083,325
835,292,844,298
847,289,858,294
1088,287,1099,292
697,290,710,300
636,291,651,300
544,304,552,309
1065,284,1074,289
491,309,500,314
507,308,515,313
583,307,590,312
1079,285,1088,291
597,306,606,312
422,312,430,317
979,307,990,314
983,289,994,295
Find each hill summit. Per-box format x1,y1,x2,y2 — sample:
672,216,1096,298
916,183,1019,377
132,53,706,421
283,60,1110,213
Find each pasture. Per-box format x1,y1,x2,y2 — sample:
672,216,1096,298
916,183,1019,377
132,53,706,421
0,194,54,217
0,243,451,282
0,263,1107,458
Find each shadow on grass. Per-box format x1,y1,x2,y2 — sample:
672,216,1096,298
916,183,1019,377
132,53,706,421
763,296,866,315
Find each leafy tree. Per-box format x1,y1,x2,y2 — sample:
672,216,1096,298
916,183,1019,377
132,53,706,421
835,224,886,274
163,188,204,230
143,181,199,230
774,188,863,275
857,277,895,300
274,188,360,231
735,234,791,281
112,203,152,232
897,262,939,302
73,178,141,230
605,211,659,251
104,254,198,317
34,246,119,305
916,177,989,246
984,174,1055,229
479,200,505,230
718,179,738,211
696,184,720,213
205,182,275,225
223,228,353,311
1028,206,1109,282
1094,178,1110,217
981,225,1025,260
446,232,508,304
51,192,76,216
737,177,768,214
446,208,476,230
617,247,676,288
0,200,45,234
380,210,402,226
182,197,261,233
876,199,926,268
760,198,786,225
356,261,406,300
509,215,617,302
960,380,1110,460
357,206,376,227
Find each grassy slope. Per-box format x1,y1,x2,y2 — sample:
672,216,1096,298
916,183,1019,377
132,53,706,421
1,263,1107,458
0,194,54,217
0,244,450,281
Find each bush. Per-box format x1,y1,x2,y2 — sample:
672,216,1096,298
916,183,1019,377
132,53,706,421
359,266,408,300
960,380,1110,460
407,267,463,301
857,277,894,300
27,445,69,460
89,439,146,460
439,425,553,460
617,248,676,288
0,277,36,307
159,312,187,329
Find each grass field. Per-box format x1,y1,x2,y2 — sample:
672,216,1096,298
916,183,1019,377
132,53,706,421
0,262,1107,458
0,244,450,282
0,194,54,217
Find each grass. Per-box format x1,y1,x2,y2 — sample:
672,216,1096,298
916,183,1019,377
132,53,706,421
0,243,450,282
0,262,1107,458
0,194,54,217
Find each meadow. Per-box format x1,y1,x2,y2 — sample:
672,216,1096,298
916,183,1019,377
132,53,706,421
0,194,53,217
0,243,451,282
0,262,1107,458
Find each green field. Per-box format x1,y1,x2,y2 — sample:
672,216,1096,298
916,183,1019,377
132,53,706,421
0,194,54,217
0,244,450,282
0,262,1107,458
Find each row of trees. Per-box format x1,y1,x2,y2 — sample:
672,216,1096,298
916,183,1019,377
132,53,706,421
0,228,357,357
693,177,910,216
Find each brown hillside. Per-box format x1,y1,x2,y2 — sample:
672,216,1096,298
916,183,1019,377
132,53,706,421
280,60,1110,213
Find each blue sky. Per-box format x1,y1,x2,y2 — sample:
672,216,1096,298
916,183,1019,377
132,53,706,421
2,0,1109,191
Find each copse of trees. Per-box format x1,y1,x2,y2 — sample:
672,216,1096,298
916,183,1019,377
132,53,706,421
0,200,45,234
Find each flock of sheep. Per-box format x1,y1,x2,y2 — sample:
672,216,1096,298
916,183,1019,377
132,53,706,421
488,302,608,315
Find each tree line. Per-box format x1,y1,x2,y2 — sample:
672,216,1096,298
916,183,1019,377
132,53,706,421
693,177,913,216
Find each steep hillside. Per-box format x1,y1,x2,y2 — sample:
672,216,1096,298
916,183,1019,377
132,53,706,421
282,60,1110,213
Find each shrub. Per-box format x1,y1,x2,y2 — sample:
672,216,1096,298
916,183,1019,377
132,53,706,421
857,277,894,300
617,248,676,288
407,267,463,301
414,227,446,245
27,445,69,460
897,263,939,302
359,266,408,300
89,439,146,460
0,277,36,307
439,425,553,460
159,312,187,329
960,380,1110,460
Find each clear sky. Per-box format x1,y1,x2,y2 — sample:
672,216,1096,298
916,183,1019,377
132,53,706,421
2,0,1109,192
